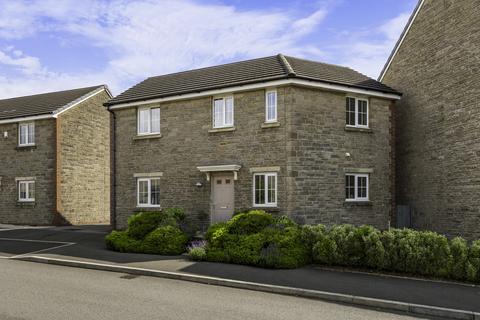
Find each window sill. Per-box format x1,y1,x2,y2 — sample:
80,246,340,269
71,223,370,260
252,206,279,211
134,207,161,212
209,126,236,133
344,200,372,207
133,134,163,140
344,126,372,133
16,145,37,150
261,122,280,129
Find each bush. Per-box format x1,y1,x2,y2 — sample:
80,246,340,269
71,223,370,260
467,240,480,282
204,211,308,269
142,226,188,255
127,211,178,240
187,240,207,261
105,209,188,255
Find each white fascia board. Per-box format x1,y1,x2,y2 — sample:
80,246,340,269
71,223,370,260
197,165,242,172
108,79,401,110
378,0,426,81
53,86,109,118
0,114,53,125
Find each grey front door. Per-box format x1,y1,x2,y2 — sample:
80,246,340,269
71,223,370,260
211,173,234,223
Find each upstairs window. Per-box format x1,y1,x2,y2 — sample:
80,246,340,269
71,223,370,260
213,96,234,128
253,173,277,207
137,177,160,207
265,90,277,122
345,174,369,201
138,107,160,135
19,122,35,146
346,97,369,128
18,180,35,202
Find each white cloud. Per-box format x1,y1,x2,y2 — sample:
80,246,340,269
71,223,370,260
336,12,411,78
0,0,329,98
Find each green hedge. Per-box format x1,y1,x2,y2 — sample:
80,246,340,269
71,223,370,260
311,224,480,282
105,209,188,255
203,210,309,269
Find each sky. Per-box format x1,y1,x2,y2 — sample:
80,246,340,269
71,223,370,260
0,0,417,99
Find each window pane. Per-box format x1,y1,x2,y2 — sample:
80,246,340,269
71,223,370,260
28,182,35,200
346,98,356,126
267,175,276,204
150,179,160,205
225,97,233,126
345,175,355,199
214,99,224,127
357,176,367,198
20,124,28,145
358,100,368,126
151,108,160,133
19,182,27,200
266,92,277,121
28,123,35,144
138,180,149,204
138,109,150,134
255,175,265,205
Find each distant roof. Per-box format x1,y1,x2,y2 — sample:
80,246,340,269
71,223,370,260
106,54,400,106
0,85,107,121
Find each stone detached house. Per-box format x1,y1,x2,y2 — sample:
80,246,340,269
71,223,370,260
0,85,112,225
380,0,480,239
105,55,401,230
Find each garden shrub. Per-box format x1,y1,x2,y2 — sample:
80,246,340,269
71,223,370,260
467,240,480,282
142,225,188,255
204,210,308,269
106,209,188,255
187,240,207,261
127,211,178,240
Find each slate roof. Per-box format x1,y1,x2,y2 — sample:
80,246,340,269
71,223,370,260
106,54,400,106
0,85,106,121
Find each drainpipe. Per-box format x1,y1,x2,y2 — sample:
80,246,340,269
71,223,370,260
107,108,117,230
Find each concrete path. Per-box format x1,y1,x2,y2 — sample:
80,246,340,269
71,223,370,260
0,226,479,318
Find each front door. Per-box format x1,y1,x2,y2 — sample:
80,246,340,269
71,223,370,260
211,173,234,223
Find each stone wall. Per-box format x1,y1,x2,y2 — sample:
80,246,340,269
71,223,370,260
113,85,394,230
382,0,480,239
286,86,393,229
0,119,57,224
57,90,111,224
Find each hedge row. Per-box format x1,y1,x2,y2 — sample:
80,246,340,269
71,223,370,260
188,211,480,282
307,224,480,282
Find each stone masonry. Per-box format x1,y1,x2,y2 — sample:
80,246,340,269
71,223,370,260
382,0,480,239
113,85,394,230
57,90,111,224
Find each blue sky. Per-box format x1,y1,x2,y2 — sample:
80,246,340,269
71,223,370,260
0,0,417,98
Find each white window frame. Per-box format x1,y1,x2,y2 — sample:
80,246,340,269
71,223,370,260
136,177,161,208
18,122,35,146
265,89,277,123
18,180,35,202
253,172,277,207
137,107,161,135
212,96,234,128
345,174,369,202
346,97,369,128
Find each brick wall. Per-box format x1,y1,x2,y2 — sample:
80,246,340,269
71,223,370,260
382,0,480,239
0,119,57,224
57,90,111,225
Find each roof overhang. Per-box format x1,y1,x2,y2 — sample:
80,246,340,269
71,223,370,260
0,86,112,125
197,164,242,181
107,78,401,110
378,0,425,81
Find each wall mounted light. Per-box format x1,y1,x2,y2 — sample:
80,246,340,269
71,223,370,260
3,131,8,139
195,182,203,188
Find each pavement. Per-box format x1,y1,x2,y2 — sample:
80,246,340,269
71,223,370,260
0,258,424,320
0,225,479,319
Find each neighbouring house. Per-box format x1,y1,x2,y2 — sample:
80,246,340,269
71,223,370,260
105,54,401,230
380,0,480,239
0,85,112,225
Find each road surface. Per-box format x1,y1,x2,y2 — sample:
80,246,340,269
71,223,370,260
0,259,424,320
